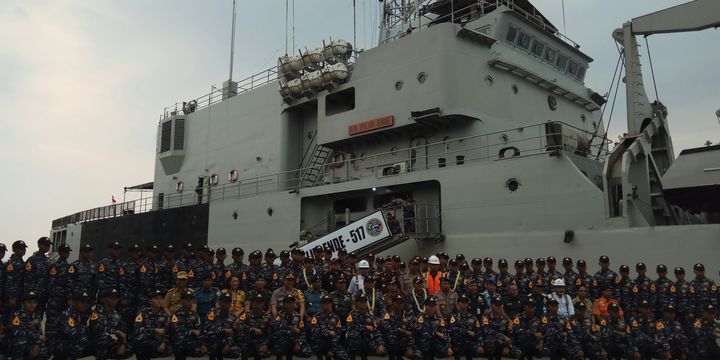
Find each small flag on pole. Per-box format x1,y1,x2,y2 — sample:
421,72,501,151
112,196,117,204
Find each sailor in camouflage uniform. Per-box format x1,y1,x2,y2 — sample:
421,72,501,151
450,294,484,360
214,247,228,290
157,244,176,293
628,300,657,360
567,302,604,360
330,277,353,323
194,245,216,291
481,295,519,360
592,256,618,301
544,257,563,295
173,243,197,288
347,293,385,360
541,297,574,360
689,263,718,320
615,265,635,319
381,293,419,360
169,290,206,360
46,243,72,337
673,266,693,329
246,276,273,313
96,242,124,301
89,289,129,360
652,264,675,319
237,293,272,360
7,292,45,360
413,296,452,360
655,304,688,360
121,244,142,330
562,257,579,298
495,259,515,299
139,245,161,303
68,244,97,304
203,292,241,360
22,237,51,318
3,240,27,315
631,263,654,318
227,247,246,285
513,260,531,297
133,290,172,360
690,304,720,360
270,294,312,359
243,250,268,291
311,294,349,360
598,302,632,360
511,298,547,360
50,291,91,360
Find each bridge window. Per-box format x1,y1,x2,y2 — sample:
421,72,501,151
577,66,586,80
555,54,568,70
544,48,557,63
506,26,518,42
567,60,579,76
517,32,531,49
530,40,545,57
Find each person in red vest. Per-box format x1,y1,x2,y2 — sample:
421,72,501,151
425,255,443,294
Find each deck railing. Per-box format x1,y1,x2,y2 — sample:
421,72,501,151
52,121,609,229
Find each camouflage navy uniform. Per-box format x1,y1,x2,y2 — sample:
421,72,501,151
689,265,718,318
655,308,688,359
690,308,720,359
310,300,349,360
511,304,547,359
121,257,142,328
68,257,97,304
652,268,676,318
170,305,205,359
7,306,45,359
270,298,311,358
346,296,385,359
628,313,658,359
89,303,129,360
132,305,172,359
3,253,25,311
51,306,91,360
236,302,272,359
96,255,124,300
139,256,160,304
598,311,632,359
203,297,241,359
381,298,419,360
22,250,51,315
449,309,483,359
47,254,71,336
567,315,604,360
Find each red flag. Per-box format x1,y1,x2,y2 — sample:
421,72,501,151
112,196,117,204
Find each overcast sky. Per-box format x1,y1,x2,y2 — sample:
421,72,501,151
1,0,718,252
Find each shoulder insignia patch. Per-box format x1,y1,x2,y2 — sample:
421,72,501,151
67,317,75,327
513,317,520,325
273,273,278,280
311,316,318,324
475,320,481,328
565,322,572,330
119,266,126,276
25,262,32,271
632,320,638,328
140,265,147,273
464,279,470,285
690,286,695,294
90,312,99,321
650,283,656,292
336,319,342,328
418,315,424,324
135,313,143,323
614,276,620,284
712,284,717,291
600,319,607,326
440,319,446,327
576,279,581,286
384,313,390,320
626,325,631,334
12,315,21,326
50,266,57,276
656,322,664,330
346,314,353,323
670,285,676,293
450,315,456,324
591,324,598,332
171,315,178,323
98,263,106,273
483,317,489,325
542,316,548,324
694,319,702,328
225,270,232,279
497,280,503,287
592,279,598,286
242,272,247,280
188,270,194,278
240,313,246,321
211,272,216,280
6,264,13,272
68,265,75,274
632,286,638,293
208,312,215,321
172,265,179,273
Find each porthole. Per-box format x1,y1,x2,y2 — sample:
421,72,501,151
506,178,520,192
256,156,262,163
547,95,558,111
176,181,184,193
485,75,494,86
511,84,519,95
209,174,219,186
267,207,274,216
395,81,404,91
229,170,238,182
417,72,427,84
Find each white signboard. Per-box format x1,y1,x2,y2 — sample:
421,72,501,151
299,211,391,258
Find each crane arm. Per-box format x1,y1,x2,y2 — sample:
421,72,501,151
630,0,720,35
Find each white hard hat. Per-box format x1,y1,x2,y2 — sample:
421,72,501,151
358,260,370,269
428,255,440,265
552,278,565,287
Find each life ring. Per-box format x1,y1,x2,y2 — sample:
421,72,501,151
329,152,345,170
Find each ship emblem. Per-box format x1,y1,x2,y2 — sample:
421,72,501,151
366,218,384,237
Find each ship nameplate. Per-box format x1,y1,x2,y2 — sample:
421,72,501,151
348,116,394,136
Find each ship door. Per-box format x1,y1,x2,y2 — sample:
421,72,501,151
196,176,210,204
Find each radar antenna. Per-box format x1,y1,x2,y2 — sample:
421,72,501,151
378,0,431,45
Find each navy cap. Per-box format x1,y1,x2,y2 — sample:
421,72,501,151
425,296,437,305
58,243,71,252
636,262,646,270
321,294,333,303
536,258,545,265
37,237,52,245
216,247,226,254
562,257,572,265
599,255,610,263
575,301,587,310
265,248,276,257
664,304,676,312
80,244,93,251
128,244,140,252
0,243,6,251
183,243,193,250
608,302,620,311
458,294,469,303
514,260,524,267
71,291,90,301
24,291,38,300
619,265,630,272
12,240,28,249
365,275,375,282
657,264,667,272
253,293,265,302
393,294,405,302
280,250,290,257
471,258,482,265
639,299,651,308
232,247,244,255
694,263,705,272
101,288,120,298
498,258,508,266
524,298,536,306
674,267,685,274
181,290,194,299
109,241,122,249
705,304,716,312
486,278,497,286
165,244,175,251
577,259,587,267
546,297,559,305
483,257,493,264
491,295,503,304
356,293,368,302
220,292,232,302
547,256,556,263
150,289,164,298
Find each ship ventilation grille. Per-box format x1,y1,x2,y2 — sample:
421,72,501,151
160,120,172,153
174,119,185,150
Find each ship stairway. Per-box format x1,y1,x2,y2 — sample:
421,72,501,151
297,143,333,190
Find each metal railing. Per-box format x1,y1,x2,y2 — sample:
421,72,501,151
52,121,609,229
382,0,580,49
160,67,279,120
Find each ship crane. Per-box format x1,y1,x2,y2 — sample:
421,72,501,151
605,0,720,227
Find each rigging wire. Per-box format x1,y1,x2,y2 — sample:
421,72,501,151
593,43,625,160
644,36,660,101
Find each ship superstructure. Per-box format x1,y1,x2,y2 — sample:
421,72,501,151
50,0,720,273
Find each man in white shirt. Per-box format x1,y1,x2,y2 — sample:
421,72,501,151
347,260,370,295
547,278,574,319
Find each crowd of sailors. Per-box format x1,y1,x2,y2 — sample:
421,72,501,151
1,237,719,360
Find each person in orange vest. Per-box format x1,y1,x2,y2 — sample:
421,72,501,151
425,256,443,295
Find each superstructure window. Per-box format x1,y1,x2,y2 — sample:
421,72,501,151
577,66,586,80
567,61,579,76
160,121,172,153
326,87,355,116
530,40,545,57
506,27,518,42
517,32,531,49
555,54,568,70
